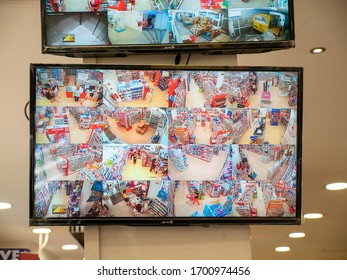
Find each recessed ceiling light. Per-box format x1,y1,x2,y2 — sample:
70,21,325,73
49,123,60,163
32,228,52,234
0,202,12,209
62,244,78,250
304,213,324,219
289,232,306,238
275,246,290,252
325,182,347,191
310,47,326,54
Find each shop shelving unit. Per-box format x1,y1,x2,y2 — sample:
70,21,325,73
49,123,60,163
280,108,291,130
232,110,248,143
184,145,213,162
169,148,188,171
279,72,296,97
202,181,223,198
57,153,95,176
34,182,55,218
69,107,92,129
87,128,102,146
116,70,141,83
102,125,121,143
219,153,233,180
117,80,145,102
172,82,186,107
281,150,296,181
172,110,196,144
203,202,227,217
235,185,254,217
114,108,143,130
150,198,168,217
202,80,226,107
157,76,169,91
210,117,229,144
263,182,285,217
103,146,128,180
77,164,103,181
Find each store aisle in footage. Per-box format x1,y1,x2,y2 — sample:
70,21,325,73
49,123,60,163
248,80,289,108
241,148,289,181
67,110,90,143
42,146,80,181
103,70,168,108
169,150,228,180
45,187,69,218
185,79,206,108
103,107,168,145
121,75,167,107
122,158,163,180
107,117,155,144
174,181,228,217
239,117,284,144
168,108,232,145
193,121,213,144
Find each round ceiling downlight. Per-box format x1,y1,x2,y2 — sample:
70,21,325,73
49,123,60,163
325,182,347,191
275,246,290,252
289,232,306,238
0,202,12,209
62,244,78,250
32,228,52,234
304,213,323,219
310,47,326,54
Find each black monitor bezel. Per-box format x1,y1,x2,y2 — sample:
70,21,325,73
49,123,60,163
29,63,303,226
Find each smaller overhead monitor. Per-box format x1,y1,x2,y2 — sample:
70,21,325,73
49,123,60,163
41,0,295,57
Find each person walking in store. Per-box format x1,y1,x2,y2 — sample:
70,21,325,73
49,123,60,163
44,87,58,103
150,158,157,172
187,72,191,91
129,148,134,160
74,86,82,102
154,160,162,174
162,168,169,180
52,85,60,101
133,153,137,164
193,190,200,205
122,190,130,206
95,90,103,107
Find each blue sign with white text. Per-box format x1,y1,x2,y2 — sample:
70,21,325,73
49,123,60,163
0,248,31,260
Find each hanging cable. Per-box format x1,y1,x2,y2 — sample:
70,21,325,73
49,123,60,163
185,53,192,65
24,101,29,121
174,53,181,65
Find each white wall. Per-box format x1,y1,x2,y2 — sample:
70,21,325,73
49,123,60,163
85,225,252,260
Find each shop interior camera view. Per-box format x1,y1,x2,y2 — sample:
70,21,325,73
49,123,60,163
30,64,302,225
42,0,294,55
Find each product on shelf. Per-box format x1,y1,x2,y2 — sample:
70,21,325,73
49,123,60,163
169,147,188,171
184,145,213,162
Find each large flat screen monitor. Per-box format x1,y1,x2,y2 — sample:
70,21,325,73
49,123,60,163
41,0,295,57
30,64,303,226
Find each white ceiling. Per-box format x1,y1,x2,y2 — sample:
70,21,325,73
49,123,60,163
0,0,346,260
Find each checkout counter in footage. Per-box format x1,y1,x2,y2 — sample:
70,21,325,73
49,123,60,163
121,182,150,215
250,117,266,144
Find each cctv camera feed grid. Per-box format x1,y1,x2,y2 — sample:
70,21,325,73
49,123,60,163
44,0,291,46
34,67,299,220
